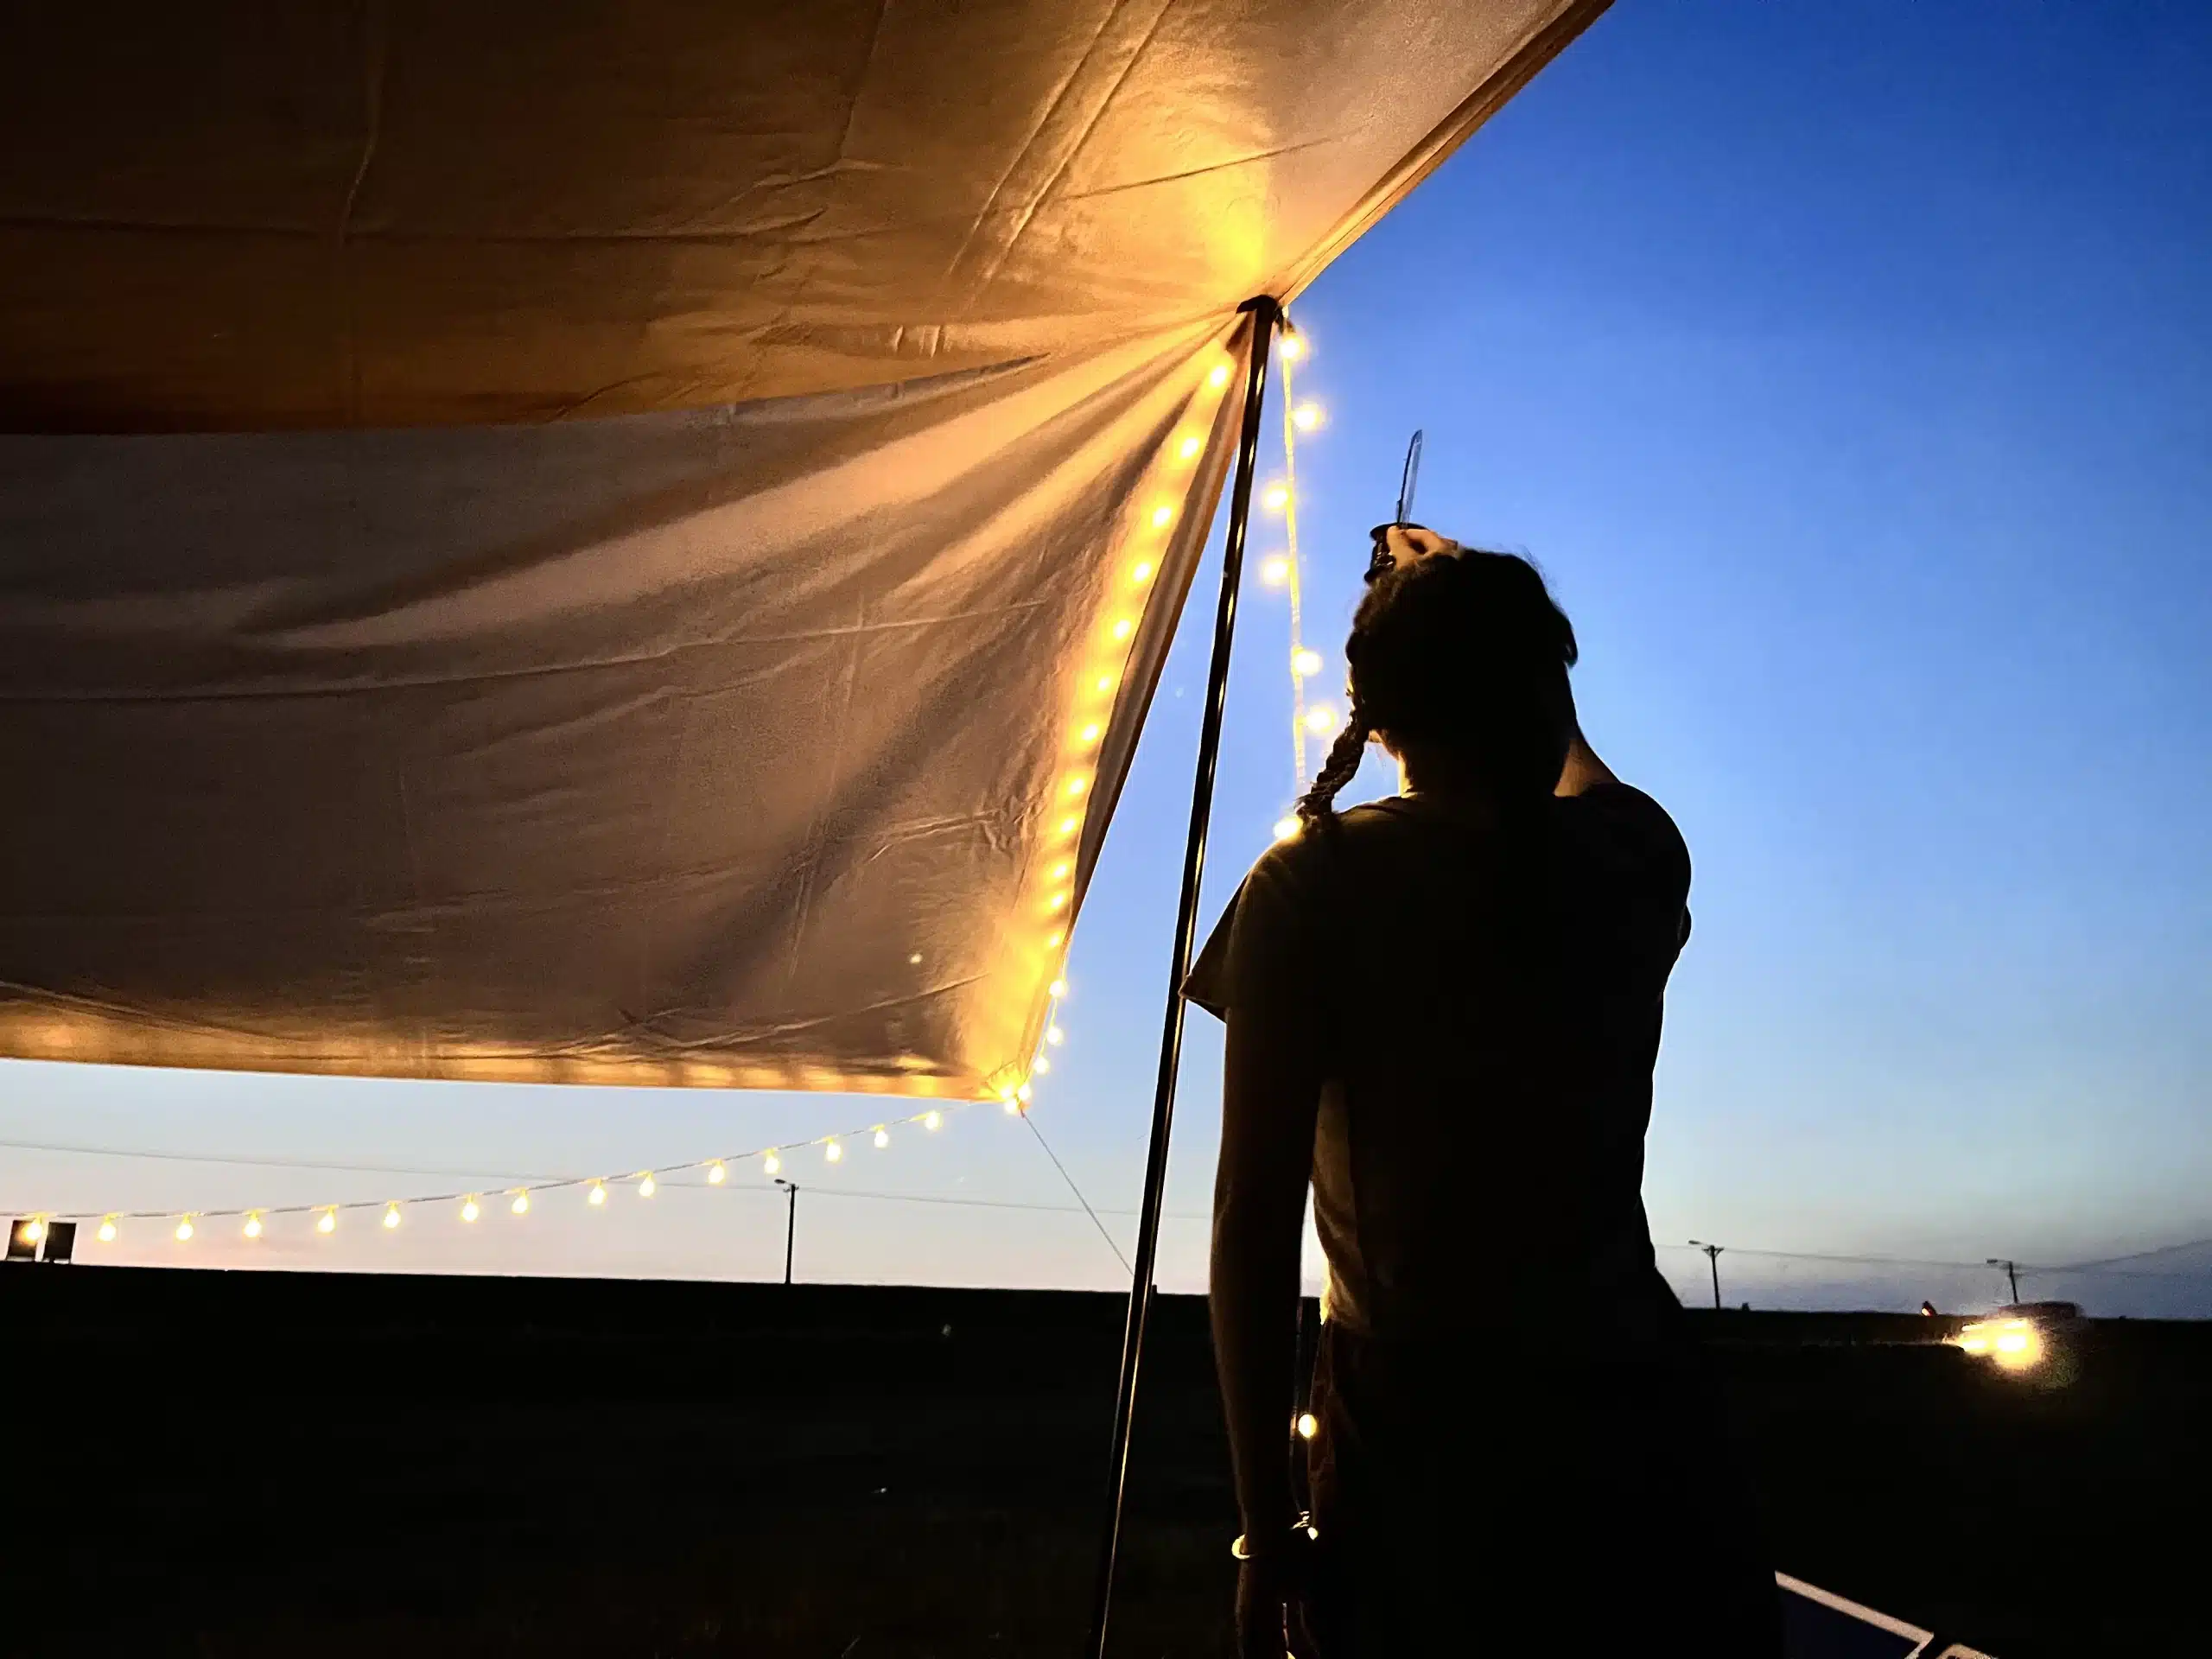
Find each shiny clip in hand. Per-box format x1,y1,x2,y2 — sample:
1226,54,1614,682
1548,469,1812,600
1367,429,1426,582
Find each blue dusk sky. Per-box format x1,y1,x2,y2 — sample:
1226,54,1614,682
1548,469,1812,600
5,2,2208,1314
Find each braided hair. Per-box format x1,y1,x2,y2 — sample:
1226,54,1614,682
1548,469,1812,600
1295,550,1578,823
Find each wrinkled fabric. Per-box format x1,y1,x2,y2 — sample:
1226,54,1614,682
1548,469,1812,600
0,0,1607,1093
0,0,1602,432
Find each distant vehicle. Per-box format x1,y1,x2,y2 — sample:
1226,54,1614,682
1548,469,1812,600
1950,1301,2082,1374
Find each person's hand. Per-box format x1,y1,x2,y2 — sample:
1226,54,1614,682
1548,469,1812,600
1381,523,1459,570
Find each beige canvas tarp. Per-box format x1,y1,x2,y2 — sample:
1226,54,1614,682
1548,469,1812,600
0,0,1605,1096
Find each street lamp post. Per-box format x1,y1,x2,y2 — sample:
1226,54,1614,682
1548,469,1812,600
777,1179,798,1285
1986,1257,2020,1305
1688,1241,1725,1311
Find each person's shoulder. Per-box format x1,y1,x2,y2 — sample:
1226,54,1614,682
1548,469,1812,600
1554,781,1690,882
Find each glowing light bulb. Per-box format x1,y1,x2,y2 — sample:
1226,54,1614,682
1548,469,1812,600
1057,815,1079,837
1280,334,1306,362
1033,1056,1051,1074
1109,617,1133,643
1305,704,1339,734
1048,861,1072,882
1260,556,1290,586
908,951,924,965
1047,891,1070,912
825,1140,843,1163
1094,671,1117,696
707,1160,727,1185
874,1128,890,1149
1292,648,1323,677
461,1197,480,1223
1005,1097,1023,1115
1046,1025,1065,1046
317,1208,336,1235
639,1173,657,1198
1065,775,1089,798
588,1180,607,1207
924,1110,942,1131
1274,816,1302,842
22,1218,43,1245
1046,928,1065,947
383,1203,402,1230
1297,1412,1318,1439
175,1217,194,1243
1049,978,1069,999
97,1217,118,1244
1177,435,1202,461
244,1212,264,1240
1017,1083,1033,1103
1262,485,1290,512
1149,505,1174,531
764,1152,781,1176
1208,363,1231,390
1077,722,1102,746
1130,561,1154,585
1292,403,1321,432
512,1192,531,1216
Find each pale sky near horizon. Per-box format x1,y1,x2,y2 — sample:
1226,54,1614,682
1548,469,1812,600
6,3,2209,1316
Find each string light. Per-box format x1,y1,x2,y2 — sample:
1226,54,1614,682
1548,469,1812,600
21,1217,43,1245
96,1217,118,1243
511,1191,531,1216
587,1180,607,1207
382,1203,402,1230
175,1216,194,1243
707,1160,727,1185
638,1173,657,1198
461,1196,480,1223
1261,556,1290,586
1176,433,1203,461
1093,671,1117,696
1297,1412,1319,1439
1271,310,1326,841
1046,1024,1065,1046
924,1111,942,1131
1033,1055,1051,1074
1208,362,1231,389
874,1128,890,1149
316,1207,337,1235
1129,561,1154,585
244,1211,264,1239
825,1139,843,1163
1262,484,1291,512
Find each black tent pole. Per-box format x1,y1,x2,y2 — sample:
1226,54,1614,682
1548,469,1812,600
1084,294,1281,1659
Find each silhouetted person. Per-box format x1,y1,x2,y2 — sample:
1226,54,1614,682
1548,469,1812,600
1191,529,1780,1657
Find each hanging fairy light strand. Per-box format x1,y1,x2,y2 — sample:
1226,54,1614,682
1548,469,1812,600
59,1097,988,1248
1262,321,1332,842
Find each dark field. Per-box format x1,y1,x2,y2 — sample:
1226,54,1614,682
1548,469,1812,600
4,1268,2204,1656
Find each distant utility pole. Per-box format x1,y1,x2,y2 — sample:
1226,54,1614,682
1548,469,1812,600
777,1180,798,1285
1986,1257,2021,1304
1688,1241,1725,1311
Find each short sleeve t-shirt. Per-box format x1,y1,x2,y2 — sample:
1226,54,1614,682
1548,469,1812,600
1187,784,1691,1345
